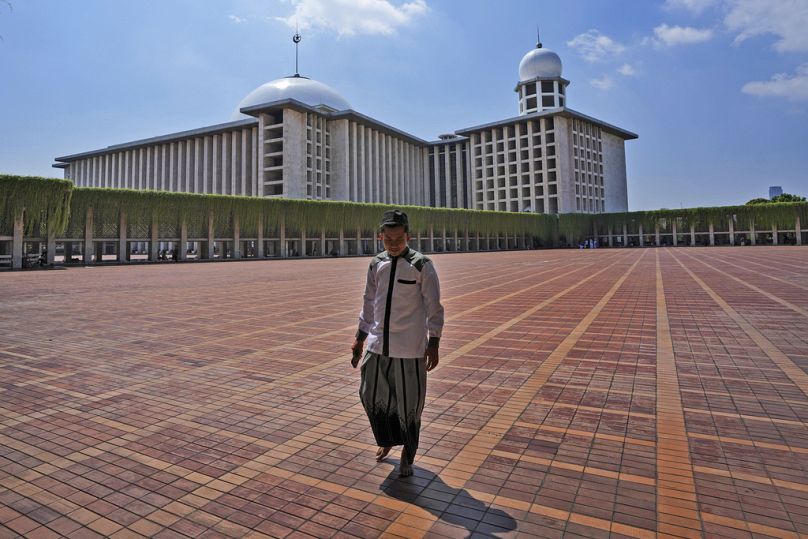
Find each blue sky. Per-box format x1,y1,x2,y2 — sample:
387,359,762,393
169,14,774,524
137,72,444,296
1,0,806,210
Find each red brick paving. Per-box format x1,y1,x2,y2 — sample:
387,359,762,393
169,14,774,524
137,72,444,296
1,247,807,538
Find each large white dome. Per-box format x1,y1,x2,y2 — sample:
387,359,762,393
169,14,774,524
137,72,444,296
518,47,563,81
232,76,351,120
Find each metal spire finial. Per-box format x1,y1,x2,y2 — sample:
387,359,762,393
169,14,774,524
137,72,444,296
536,25,542,49
292,21,302,77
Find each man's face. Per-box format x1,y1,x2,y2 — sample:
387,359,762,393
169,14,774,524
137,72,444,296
379,226,410,256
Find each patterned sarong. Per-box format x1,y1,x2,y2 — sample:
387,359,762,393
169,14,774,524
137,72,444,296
359,353,427,464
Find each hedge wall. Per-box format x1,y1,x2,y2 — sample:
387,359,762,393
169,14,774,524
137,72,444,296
2,175,805,246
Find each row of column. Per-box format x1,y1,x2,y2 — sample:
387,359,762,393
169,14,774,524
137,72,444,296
6,210,531,269
68,126,260,197
601,217,803,247
429,142,468,208
348,121,424,206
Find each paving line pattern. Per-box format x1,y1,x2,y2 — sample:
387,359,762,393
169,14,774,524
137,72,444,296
2,248,808,538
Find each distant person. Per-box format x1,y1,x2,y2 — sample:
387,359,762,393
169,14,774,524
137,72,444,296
351,210,444,478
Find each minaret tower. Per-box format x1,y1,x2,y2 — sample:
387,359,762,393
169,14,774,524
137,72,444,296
515,30,569,115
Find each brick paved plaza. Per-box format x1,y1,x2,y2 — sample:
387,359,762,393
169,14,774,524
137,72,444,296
1,247,807,539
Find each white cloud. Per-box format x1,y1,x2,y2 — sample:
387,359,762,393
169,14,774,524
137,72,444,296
663,0,719,15
590,75,615,90
725,0,808,52
617,63,636,76
566,30,626,62
275,0,428,37
649,24,713,48
742,64,808,101
229,15,248,24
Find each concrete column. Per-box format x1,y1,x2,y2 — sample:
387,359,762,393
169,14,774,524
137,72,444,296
442,228,447,252
655,222,660,247
622,223,628,247
772,224,778,246
84,207,94,264
429,227,435,253
453,229,459,252
320,230,326,257
356,228,362,256
233,215,241,259
796,216,802,246
750,222,756,246
638,224,644,247
690,224,696,247
608,226,613,247
206,210,215,259
476,231,481,251
728,217,735,246
11,213,23,269
416,231,422,253
257,213,265,257
464,229,470,251
46,221,56,265
709,222,715,246
179,218,188,261
300,230,307,257
118,211,128,263
149,214,159,261
280,217,287,258
339,229,345,257
672,221,678,246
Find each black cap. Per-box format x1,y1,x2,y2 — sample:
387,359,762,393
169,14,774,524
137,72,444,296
380,209,408,229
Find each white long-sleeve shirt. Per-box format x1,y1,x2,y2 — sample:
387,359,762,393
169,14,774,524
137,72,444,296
357,246,444,359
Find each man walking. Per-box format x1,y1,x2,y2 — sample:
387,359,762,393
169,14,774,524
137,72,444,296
351,210,444,477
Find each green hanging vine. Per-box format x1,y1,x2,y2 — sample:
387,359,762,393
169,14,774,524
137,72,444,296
0,175,74,235
2,175,805,247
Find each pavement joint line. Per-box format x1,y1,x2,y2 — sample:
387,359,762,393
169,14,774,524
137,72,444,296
511,421,657,447
681,406,808,427
693,251,808,293
385,251,648,536
528,399,657,419
69,253,633,536
656,250,703,536
686,432,808,454
667,249,808,401
676,249,808,318
694,250,807,273
5,251,807,537
155,257,601,352
4,255,616,430
676,373,798,387
177,251,639,536
701,512,801,539
679,387,808,408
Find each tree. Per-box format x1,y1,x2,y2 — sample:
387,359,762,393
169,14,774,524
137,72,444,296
746,193,806,205
772,193,806,203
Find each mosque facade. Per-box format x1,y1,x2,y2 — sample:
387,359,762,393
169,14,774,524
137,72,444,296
54,40,636,214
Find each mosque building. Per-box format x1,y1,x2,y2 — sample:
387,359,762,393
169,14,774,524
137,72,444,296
54,37,636,214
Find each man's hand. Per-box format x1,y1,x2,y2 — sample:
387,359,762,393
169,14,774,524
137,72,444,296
425,346,439,372
351,339,364,368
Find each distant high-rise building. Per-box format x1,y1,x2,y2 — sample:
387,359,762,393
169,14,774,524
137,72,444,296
769,186,783,199
54,37,637,214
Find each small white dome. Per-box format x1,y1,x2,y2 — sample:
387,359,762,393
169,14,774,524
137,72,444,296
518,46,563,81
232,76,351,120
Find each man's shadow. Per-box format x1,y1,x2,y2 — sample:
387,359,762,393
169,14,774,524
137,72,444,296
381,467,517,536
